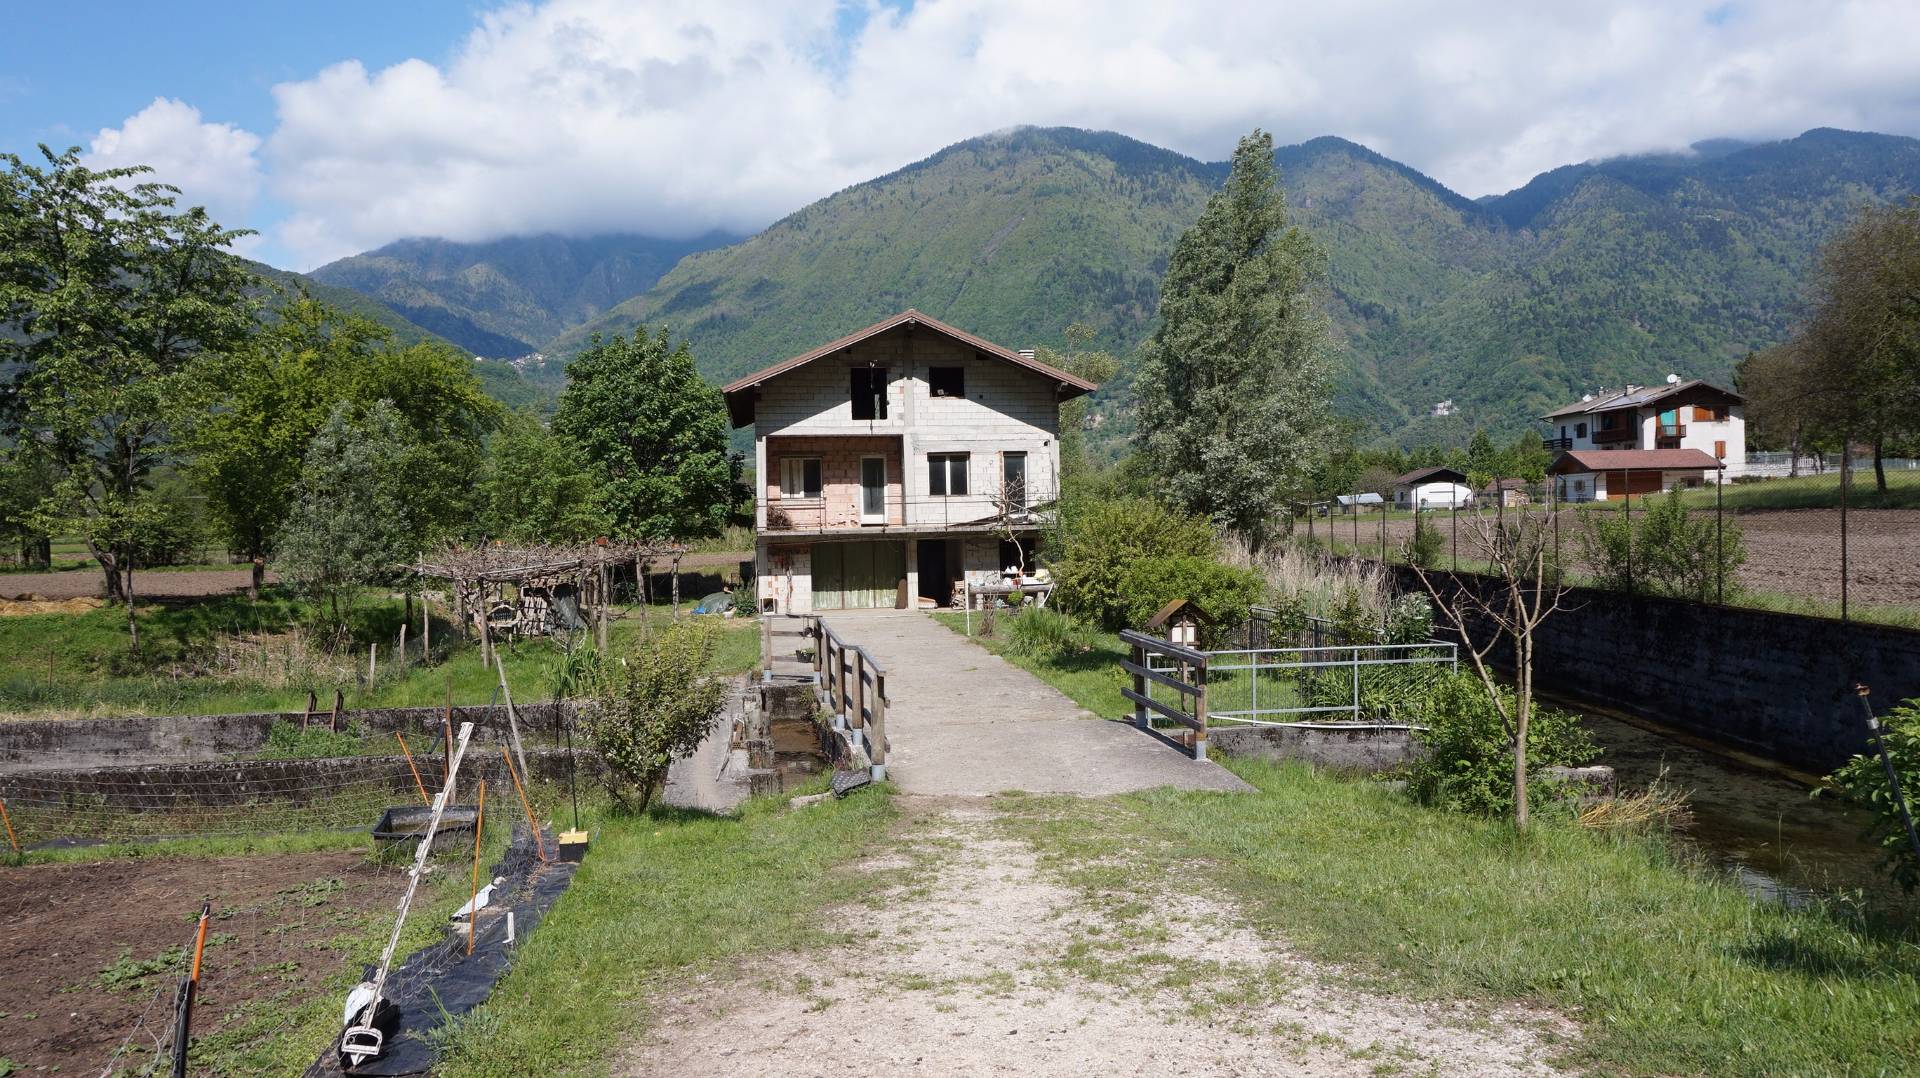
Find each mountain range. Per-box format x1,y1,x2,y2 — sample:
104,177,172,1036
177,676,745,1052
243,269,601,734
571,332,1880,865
280,125,1920,447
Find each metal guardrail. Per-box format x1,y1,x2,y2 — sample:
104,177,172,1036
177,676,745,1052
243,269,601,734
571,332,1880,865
810,617,890,780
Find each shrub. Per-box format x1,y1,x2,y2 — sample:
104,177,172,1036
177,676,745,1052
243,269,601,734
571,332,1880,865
579,619,729,813
1405,511,1445,568
1114,554,1267,644
1405,671,1598,817
1825,697,1920,891
1002,606,1102,662
1050,496,1217,629
1580,492,1746,600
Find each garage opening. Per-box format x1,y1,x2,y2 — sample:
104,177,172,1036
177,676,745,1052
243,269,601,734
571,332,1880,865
812,540,907,610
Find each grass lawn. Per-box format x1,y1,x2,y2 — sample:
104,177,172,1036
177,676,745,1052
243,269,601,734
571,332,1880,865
1000,759,1920,1075
439,781,897,1075
931,610,1131,719
0,589,762,720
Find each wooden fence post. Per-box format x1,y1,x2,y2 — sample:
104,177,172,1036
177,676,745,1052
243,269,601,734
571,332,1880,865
811,618,824,680
851,650,866,747
302,690,315,733
1131,640,1148,729
330,688,342,733
1192,657,1209,762
836,638,850,725
870,669,887,780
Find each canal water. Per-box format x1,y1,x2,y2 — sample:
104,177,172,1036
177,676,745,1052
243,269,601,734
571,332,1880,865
1579,710,1901,907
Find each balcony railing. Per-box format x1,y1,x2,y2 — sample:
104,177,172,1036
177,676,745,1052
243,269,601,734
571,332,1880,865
758,486,1059,535
1592,426,1637,445
1657,423,1686,439
1543,436,1573,451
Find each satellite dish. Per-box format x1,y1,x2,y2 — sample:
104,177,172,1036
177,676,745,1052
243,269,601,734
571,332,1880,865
1667,373,1681,384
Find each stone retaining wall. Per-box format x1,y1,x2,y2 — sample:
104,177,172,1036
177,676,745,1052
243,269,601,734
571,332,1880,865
0,703,578,773
1209,724,1422,773
1393,566,1920,774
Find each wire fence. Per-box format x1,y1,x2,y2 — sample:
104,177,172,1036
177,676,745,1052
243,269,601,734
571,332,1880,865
1294,453,1920,627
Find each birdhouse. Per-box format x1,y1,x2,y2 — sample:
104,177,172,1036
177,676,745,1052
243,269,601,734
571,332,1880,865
1144,598,1210,648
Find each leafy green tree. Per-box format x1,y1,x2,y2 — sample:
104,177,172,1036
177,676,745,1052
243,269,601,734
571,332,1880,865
553,330,740,540
1132,129,1331,547
580,618,730,812
1504,428,1552,483
1826,697,1920,892
1464,430,1499,489
276,402,423,641
0,444,56,568
1406,671,1597,817
0,146,256,650
479,413,610,543
183,299,388,595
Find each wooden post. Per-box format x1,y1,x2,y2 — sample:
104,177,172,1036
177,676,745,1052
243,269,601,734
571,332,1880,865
760,611,772,677
836,637,850,723
671,553,682,619
851,650,866,736
368,642,378,684
444,678,455,784
1131,641,1147,729
422,592,431,663
494,648,531,783
302,690,315,733
398,623,408,669
502,747,548,862
811,618,823,679
330,688,342,733
596,555,610,652
468,779,486,955
870,668,888,780
1192,656,1209,762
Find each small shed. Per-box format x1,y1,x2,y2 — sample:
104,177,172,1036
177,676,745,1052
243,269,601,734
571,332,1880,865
1334,492,1385,511
1390,466,1471,510
1480,478,1531,507
1144,598,1211,648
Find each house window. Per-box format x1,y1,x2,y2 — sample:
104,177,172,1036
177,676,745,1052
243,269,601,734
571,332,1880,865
1002,451,1028,509
1573,479,1586,494
928,366,965,398
928,453,969,497
778,457,822,499
851,367,889,420
1695,403,1722,422
1599,413,1617,430
1575,422,1588,439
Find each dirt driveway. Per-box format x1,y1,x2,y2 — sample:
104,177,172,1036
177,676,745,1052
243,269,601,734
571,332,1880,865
820,611,1248,797
625,799,1567,1076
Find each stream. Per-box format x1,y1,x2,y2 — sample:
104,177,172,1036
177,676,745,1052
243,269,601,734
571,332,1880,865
1578,710,1901,907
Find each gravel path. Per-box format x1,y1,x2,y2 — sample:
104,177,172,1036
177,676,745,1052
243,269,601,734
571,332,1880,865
623,799,1568,1076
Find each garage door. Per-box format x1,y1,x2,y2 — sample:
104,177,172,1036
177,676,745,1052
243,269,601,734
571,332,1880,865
1603,470,1665,500
811,541,906,610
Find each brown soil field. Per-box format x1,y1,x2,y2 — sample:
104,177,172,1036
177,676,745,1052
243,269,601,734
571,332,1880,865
1359,507,1920,610
1,568,273,602
0,849,416,1073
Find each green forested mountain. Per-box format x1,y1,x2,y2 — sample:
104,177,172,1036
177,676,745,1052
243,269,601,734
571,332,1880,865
311,126,1920,447
307,232,736,357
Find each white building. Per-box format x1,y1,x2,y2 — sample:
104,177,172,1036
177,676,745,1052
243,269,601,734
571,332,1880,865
1390,466,1473,509
723,310,1097,614
1540,376,1746,501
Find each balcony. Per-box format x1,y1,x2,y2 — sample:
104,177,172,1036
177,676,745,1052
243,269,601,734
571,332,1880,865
759,486,1059,536
1592,426,1638,446
1543,436,1573,451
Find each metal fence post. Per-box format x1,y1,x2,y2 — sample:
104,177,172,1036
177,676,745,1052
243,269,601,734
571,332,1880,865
1841,448,1851,623
1351,646,1361,722
1451,502,1457,573
1624,469,1634,594
1192,656,1209,762
1715,471,1725,605
1131,640,1148,729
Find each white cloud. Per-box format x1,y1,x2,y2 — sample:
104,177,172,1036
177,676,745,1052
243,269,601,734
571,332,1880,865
230,0,1920,267
86,98,266,255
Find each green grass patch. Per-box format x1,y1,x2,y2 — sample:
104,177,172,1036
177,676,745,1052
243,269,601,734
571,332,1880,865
931,611,1131,719
0,590,761,720
438,782,897,1076
1000,759,1920,1075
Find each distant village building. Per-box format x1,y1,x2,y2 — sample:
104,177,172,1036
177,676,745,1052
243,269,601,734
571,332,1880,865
724,310,1097,614
1390,466,1473,510
1431,399,1457,418
1540,376,1744,501
1480,478,1531,507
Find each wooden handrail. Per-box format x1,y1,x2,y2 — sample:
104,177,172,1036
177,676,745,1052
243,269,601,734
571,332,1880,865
1119,629,1209,760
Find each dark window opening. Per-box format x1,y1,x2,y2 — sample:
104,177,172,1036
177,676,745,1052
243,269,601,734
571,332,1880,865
851,367,889,420
928,366,965,398
1575,422,1588,439
928,453,969,496
778,457,822,498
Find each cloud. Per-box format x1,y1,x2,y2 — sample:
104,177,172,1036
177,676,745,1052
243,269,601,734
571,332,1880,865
237,0,1920,267
86,98,266,254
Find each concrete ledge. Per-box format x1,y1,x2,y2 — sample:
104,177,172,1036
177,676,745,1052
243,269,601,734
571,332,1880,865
1209,723,1423,773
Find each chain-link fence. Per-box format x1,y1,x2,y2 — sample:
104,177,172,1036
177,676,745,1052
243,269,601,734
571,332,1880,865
1294,453,1920,627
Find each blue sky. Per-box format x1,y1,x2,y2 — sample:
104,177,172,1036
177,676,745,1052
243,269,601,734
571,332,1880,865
4,1,1913,271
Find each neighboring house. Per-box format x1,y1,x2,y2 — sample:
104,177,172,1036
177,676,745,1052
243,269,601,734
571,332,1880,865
1547,449,1725,502
1333,492,1385,511
723,310,1098,614
1390,466,1472,510
1541,376,1745,501
1480,478,1531,507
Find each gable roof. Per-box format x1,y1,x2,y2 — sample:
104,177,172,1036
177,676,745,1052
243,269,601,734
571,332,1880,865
1391,466,1468,487
1548,449,1725,474
1541,379,1743,420
721,309,1100,427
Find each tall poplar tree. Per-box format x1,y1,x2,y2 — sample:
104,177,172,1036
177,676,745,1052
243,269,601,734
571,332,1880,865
1132,129,1331,547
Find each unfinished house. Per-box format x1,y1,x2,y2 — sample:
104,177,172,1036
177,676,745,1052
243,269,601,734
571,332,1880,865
723,310,1099,613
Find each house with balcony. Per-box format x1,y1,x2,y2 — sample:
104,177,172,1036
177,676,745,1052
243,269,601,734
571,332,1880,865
722,310,1098,613
1540,376,1744,501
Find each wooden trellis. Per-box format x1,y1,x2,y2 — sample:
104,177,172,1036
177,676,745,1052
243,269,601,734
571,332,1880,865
413,539,696,659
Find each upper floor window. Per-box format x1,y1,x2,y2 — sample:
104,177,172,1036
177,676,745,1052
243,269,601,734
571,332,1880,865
1575,422,1588,439
779,457,822,499
1599,412,1618,430
928,366,965,398
928,453,969,496
1694,403,1723,422
851,367,890,420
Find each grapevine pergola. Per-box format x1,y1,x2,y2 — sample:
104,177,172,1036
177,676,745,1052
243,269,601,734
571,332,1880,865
413,539,694,657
